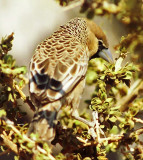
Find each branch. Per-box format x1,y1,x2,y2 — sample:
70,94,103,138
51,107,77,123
1,134,18,154
0,117,55,160
115,79,143,111
134,127,143,136
63,0,84,11
77,134,123,147
77,127,143,148
13,80,36,111
133,118,143,124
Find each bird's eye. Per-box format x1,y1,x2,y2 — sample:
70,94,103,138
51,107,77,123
98,40,107,50
98,40,104,51
98,40,103,46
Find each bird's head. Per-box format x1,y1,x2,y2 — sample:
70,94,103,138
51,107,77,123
85,18,114,64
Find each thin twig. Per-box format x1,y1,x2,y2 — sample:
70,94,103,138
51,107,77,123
81,134,123,147
79,127,143,147
133,117,143,124
63,0,84,11
134,127,143,136
1,117,55,160
116,79,143,111
1,134,18,154
13,81,36,111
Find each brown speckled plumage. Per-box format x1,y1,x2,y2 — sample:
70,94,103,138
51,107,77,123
28,17,112,141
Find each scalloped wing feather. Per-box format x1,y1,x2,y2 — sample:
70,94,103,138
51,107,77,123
29,35,89,104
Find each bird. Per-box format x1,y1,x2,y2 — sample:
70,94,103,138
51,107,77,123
28,17,114,141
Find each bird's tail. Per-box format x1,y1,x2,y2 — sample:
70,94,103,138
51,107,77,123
27,101,61,141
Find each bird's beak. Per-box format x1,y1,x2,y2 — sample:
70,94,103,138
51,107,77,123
98,48,114,64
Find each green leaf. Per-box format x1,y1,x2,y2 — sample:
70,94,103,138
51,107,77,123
19,80,24,88
13,66,27,75
0,109,6,117
14,156,19,160
109,116,117,122
86,70,98,84
27,142,35,149
110,126,119,134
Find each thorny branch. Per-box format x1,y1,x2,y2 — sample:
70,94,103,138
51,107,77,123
0,117,55,160
78,126,143,147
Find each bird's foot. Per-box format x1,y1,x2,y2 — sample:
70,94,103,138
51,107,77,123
72,110,105,142
88,111,106,142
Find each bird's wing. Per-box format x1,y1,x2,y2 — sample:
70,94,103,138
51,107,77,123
29,33,89,104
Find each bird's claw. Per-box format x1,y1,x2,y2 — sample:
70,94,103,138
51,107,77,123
72,110,105,142
88,111,105,142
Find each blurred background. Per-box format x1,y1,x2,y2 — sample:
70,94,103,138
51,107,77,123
0,0,128,159
0,0,126,66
